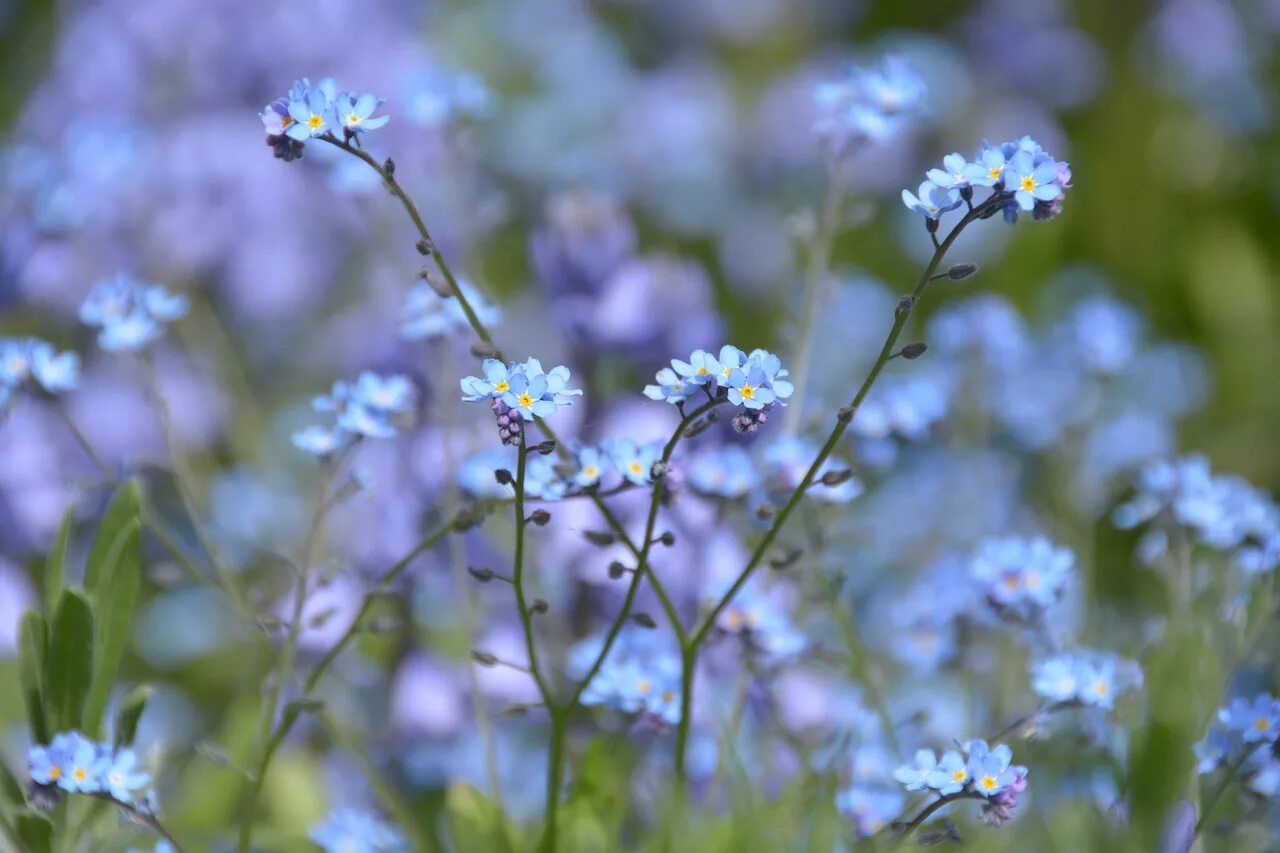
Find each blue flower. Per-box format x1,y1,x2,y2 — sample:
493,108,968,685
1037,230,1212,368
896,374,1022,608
964,142,1010,187
460,359,516,402
833,784,904,837
292,425,350,457
925,750,970,795
1194,728,1233,774
714,580,805,659
726,363,776,410
892,749,939,792
1005,150,1064,212
1218,694,1280,743
814,55,925,152
79,273,188,351
28,732,77,787
294,372,416,455
61,732,107,794
309,809,408,853
643,367,693,405
900,181,961,220
286,81,336,141
688,445,760,498
332,92,390,135
462,358,580,421
671,349,722,386
101,748,150,803
0,338,79,402
604,438,662,486
964,740,1023,798
1031,650,1142,709
574,629,682,724
926,153,974,191
572,445,608,489
969,536,1074,620
524,453,569,501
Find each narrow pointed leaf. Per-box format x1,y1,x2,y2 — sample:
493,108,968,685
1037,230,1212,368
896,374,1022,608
113,684,152,749
46,589,94,733
83,520,142,737
16,813,52,853
44,506,73,617
18,612,48,745
84,478,140,591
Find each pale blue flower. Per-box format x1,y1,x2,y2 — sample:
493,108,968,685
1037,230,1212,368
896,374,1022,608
643,367,693,404
332,92,390,135
925,750,970,796
901,181,961,220
1218,694,1280,743
309,809,407,853
1005,150,1063,212
926,153,973,190
605,438,662,486
892,749,938,792
101,748,150,803
572,445,608,489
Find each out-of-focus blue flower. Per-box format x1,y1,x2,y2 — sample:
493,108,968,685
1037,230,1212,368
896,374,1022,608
574,629,682,724
101,748,150,803
28,732,76,788
458,448,517,499
400,279,501,341
79,273,189,352
814,55,926,152
713,580,806,660
900,180,961,219
1194,728,1234,774
309,809,407,853
1218,694,1280,743
332,92,390,136
760,435,861,503
833,784,904,837
572,445,608,489
401,62,492,128
927,293,1029,366
851,372,950,441
525,453,569,501
1053,295,1143,374
688,445,760,499
970,536,1074,621
604,438,662,486
892,749,939,792
0,338,80,406
294,372,416,455
1031,650,1143,709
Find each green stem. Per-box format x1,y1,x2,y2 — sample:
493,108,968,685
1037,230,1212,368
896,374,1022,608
676,199,997,778
540,710,568,853
890,792,983,846
1194,746,1258,839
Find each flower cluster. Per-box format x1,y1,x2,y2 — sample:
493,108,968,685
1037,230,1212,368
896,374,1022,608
1030,649,1143,710
79,273,189,352
0,337,79,411
28,731,153,807
894,740,1029,824
261,78,389,161
309,809,407,853
572,629,682,725
644,345,794,433
813,55,926,153
1196,693,1280,798
461,358,581,445
1114,455,1280,575
902,136,1071,224
400,279,501,341
713,581,806,661
293,372,417,456
969,536,1074,622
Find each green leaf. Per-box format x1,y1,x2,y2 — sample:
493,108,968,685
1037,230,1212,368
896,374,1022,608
15,813,52,853
83,519,142,738
43,507,73,617
18,612,48,745
113,684,152,749
0,759,23,808
46,589,94,733
445,783,516,853
84,478,140,591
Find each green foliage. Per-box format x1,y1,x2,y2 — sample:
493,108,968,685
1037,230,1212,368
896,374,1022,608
43,507,73,617
46,588,95,734
19,612,49,745
445,783,519,853
114,684,153,749
15,813,53,853
83,512,143,739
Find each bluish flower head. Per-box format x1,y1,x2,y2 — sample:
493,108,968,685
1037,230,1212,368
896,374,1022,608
1218,694,1280,743
60,732,106,794
1005,149,1064,212
714,581,806,659
1054,295,1144,374
458,447,517,498
814,55,926,152
309,809,408,853
332,92,390,136
643,366,694,405
891,749,938,792
294,372,416,455
925,750,970,795
401,62,492,128
1031,650,1143,709
400,279,501,341
524,453,569,501
725,349,793,410
101,748,150,803
460,359,516,402
851,372,950,442
604,437,662,486
927,293,1029,366
901,180,961,220
965,142,1010,187
671,349,722,386
462,358,580,422
964,740,1025,798
575,629,682,724
28,732,75,787
572,445,608,489
292,425,350,457
260,97,292,137
688,445,760,499
79,273,188,351
1247,749,1280,797
833,784,904,837
286,81,336,141
926,153,974,190
1194,728,1233,774
970,536,1074,620
0,337,80,400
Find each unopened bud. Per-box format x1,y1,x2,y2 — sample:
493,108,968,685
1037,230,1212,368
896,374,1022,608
925,217,940,234
632,613,656,629
535,440,558,456
896,295,915,315
755,502,776,521
686,417,715,438
583,530,615,547
529,509,552,526
415,238,434,256
607,561,629,579
470,341,498,359
494,468,514,485
468,565,495,583
768,546,803,570
532,598,550,615
471,650,498,667
656,531,676,547
901,342,928,360
947,263,978,280
384,158,396,176
836,406,855,424
820,469,855,487
425,271,453,298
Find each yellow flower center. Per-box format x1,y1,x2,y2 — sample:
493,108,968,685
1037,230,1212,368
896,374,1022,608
636,679,652,695
494,381,509,393
740,384,756,400
1020,176,1037,192
1093,680,1110,697
628,461,644,476
951,769,967,783
1002,574,1020,591
307,114,324,130
583,465,598,478
988,166,1003,180
48,765,62,781
346,112,361,125
696,366,708,375
73,768,88,781
281,115,294,128
1025,572,1042,590
1255,717,1271,732
980,775,997,791
662,690,675,703
724,610,744,629
517,393,534,408
6,355,25,373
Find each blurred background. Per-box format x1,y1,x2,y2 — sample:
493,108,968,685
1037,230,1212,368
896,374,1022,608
0,0,1279,850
